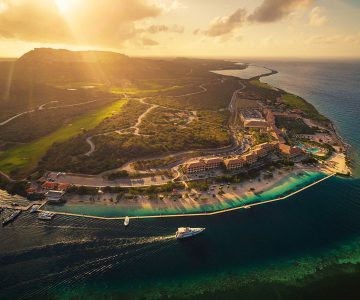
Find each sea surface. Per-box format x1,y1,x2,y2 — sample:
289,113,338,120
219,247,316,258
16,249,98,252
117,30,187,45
1,60,360,299
211,64,271,79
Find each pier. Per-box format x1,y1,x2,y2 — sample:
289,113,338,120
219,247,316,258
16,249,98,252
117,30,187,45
0,201,46,211
36,173,336,221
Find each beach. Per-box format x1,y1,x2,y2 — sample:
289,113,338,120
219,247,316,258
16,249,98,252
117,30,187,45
43,164,328,218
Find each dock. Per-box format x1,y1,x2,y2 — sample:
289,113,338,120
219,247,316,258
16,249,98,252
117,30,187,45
0,201,46,212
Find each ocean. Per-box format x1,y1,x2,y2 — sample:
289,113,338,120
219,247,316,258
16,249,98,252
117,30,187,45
1,60,360,299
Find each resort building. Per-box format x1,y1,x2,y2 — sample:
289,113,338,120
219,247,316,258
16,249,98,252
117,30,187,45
278,144,303,159
185,142,281,173
240,109,269,129
243,153,257,165
204,158,224,170
185,161,207,173
224,157,245,170
46,190,65,204
41,181,70,191
41,181,58,190
184,158,224,173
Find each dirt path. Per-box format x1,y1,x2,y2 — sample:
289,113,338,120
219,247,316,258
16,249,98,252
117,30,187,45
132,99,158,135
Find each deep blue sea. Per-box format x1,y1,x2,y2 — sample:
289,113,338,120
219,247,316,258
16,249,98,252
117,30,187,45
1,60,360,300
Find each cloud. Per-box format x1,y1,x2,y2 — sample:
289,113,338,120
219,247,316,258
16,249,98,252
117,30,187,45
0,0,163,46
142,24,184,34
142,37,159,45
204,8,247,37
248,0,313,23
0,0,71,43
306,33,360,45
203,0,314,38
308,6,328,26
155,0,187,12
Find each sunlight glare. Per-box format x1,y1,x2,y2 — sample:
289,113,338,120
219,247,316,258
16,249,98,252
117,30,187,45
54,0,70,14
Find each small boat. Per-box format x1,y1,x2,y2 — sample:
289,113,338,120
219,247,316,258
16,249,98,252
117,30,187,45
2,210,21,226
30,205,40,213
244,205,251,209
175,227,205,239
124,216,130,226
38,212,55,220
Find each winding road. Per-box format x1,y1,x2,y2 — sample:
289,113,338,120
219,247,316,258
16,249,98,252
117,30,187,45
0,99,100,126
82,80,248,182
83,82,211,156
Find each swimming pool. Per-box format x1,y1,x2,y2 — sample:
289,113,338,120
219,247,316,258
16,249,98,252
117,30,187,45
298,143,320,153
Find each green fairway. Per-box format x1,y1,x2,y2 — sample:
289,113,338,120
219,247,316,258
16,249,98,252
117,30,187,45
0,99,127,177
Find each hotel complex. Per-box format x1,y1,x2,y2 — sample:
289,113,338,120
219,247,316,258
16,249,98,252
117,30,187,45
183,141,300,174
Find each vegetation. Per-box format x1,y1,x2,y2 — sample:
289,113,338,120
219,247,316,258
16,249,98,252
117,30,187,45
250,79,274,90
0,99,116,143
188,180,209,191
275,116,316,135
90,99,149,134
147,77,242,110
67,182,184,196
251,129,273,144
0,99,127,177
106,170,129,180
281,93,329,122
0,175,28,197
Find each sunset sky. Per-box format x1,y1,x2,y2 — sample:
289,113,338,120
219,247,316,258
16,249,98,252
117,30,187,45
0,0,359,58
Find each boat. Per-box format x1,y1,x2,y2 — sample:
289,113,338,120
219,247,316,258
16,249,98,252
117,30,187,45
2,210,21,226
244,205,251,209
124,216,130,226
175,227,205,239
30,205,40,213
38,212,55,220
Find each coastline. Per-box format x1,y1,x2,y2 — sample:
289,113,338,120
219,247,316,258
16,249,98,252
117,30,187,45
40,167,332,219
0,62,352,220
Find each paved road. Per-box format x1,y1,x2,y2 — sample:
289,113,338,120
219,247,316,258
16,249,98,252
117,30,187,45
53,173,171,188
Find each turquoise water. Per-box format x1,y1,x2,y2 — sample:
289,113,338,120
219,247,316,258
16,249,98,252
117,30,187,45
1,60,360,299
298,143,320,153
43,170,325,217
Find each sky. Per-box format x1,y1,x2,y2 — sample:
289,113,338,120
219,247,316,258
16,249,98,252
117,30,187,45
0,0,359,59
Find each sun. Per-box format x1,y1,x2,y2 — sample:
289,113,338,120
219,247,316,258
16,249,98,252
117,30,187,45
54,0,70,14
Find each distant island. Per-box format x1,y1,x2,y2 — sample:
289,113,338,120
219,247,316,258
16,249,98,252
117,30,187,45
0,48,351,218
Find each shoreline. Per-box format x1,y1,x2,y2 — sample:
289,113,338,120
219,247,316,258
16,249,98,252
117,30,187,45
39,167,334,219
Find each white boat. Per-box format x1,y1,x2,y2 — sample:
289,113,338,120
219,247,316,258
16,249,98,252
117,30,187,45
175,227,205,239
30,205,40,213
124,216,130,226
38,212,55,220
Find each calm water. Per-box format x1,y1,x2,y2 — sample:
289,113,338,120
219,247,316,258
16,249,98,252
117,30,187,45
1,60,360,299
211,64,270,79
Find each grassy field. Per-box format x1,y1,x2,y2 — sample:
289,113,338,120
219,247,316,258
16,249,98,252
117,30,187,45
250,79,274,90
281,93,328,122
0,99,127,177
110,85,182,95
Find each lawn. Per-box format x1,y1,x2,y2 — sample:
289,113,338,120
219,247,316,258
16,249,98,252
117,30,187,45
281,93,328,122
250,79,274,90
0,99,127,177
